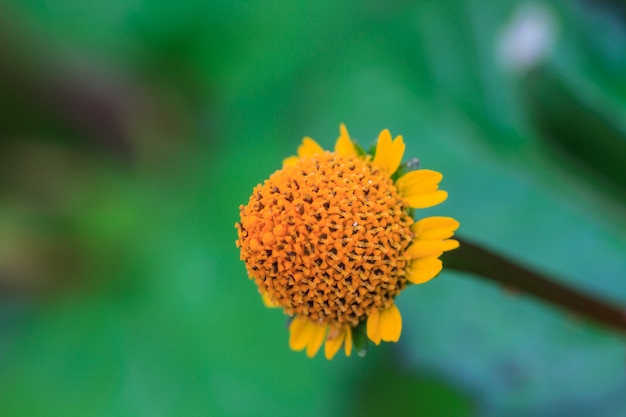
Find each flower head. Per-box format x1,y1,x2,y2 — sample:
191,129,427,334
236,124,458,359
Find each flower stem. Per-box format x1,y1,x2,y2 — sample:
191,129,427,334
442,237,626,335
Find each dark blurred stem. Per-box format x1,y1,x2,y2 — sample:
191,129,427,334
442,237,626,335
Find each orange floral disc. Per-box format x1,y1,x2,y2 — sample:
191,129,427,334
236,124,459,359
236,152,414,327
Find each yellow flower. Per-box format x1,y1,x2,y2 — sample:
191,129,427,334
236,124,459,359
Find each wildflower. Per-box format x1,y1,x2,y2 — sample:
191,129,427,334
235,124,459,359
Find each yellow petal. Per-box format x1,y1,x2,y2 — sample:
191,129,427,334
261,292,280,308
395,170,448,208
406,241,444,259
441,239,459,251
396,169,442,192
406,257,443,284
372,129,405,175
289,316,312,351
324,325,346,360
298,137,324,158
344,327,352,357
283,137,325,167
366,309,382,345
282,156,299,168
305,323,327,358
411,216,460,239
379,303,402,342
334,124,357,157
404,190,448,209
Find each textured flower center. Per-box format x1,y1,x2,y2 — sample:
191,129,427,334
236,152,414,326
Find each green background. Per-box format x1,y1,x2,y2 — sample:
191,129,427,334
1,1,625,416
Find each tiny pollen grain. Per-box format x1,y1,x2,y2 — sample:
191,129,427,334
236,152,414,327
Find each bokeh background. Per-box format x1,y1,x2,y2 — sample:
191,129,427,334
1,1,626,416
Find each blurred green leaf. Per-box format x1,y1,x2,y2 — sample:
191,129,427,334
347,358,473,417
2,1,626,416
351,321,369,358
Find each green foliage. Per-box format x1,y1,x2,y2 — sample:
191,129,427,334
1,0,625,416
